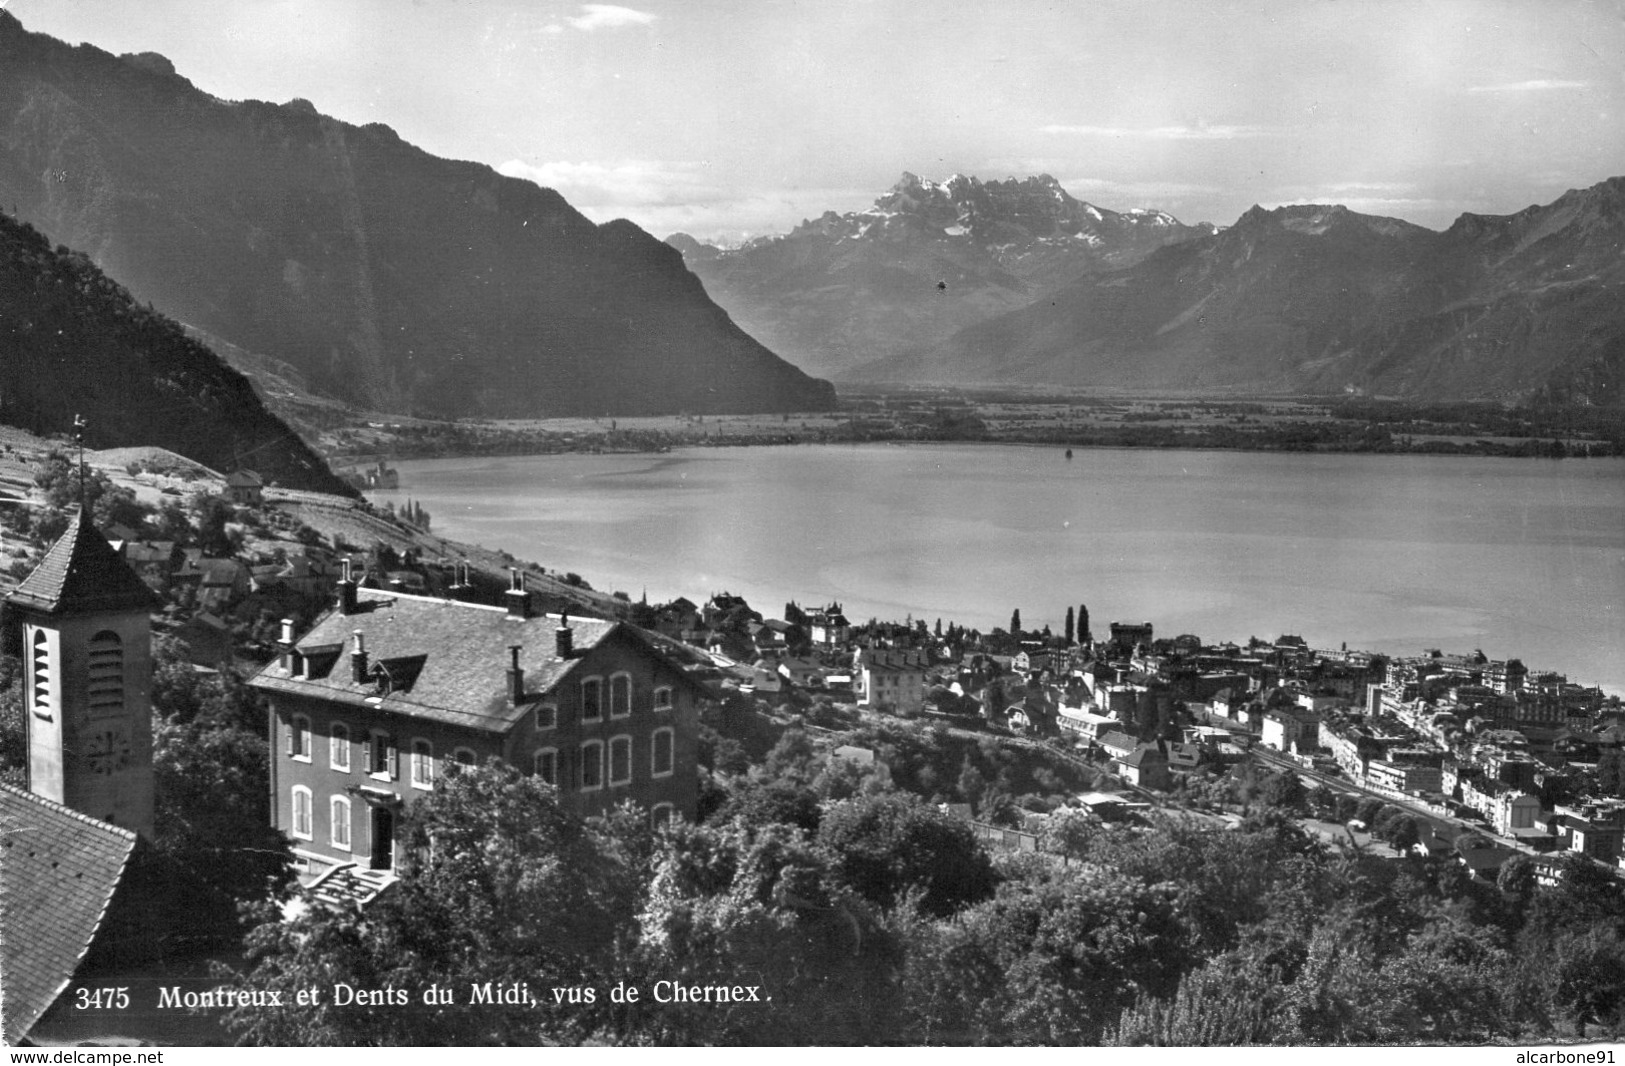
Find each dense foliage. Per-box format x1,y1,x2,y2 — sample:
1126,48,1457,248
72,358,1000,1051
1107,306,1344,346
0,212,354,494
212,718,1625,1046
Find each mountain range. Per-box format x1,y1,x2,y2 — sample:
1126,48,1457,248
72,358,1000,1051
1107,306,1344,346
668,172,1212,378
0,12,834,419
0,211,352,495
855,183,1625,405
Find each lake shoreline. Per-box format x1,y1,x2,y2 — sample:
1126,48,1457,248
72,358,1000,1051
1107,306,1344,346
380,443,1625,697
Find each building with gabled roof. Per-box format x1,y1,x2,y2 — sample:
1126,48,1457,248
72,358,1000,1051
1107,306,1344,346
1,512,163,1043
5,511,160,838
224,469,264,505
855,647,927,713
0,783,142,1045
248,569,709,883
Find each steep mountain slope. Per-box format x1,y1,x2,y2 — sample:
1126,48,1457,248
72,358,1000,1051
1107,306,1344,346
0,213,354,495
668,172,1211,378
0,13,834,417
858,184,1625,406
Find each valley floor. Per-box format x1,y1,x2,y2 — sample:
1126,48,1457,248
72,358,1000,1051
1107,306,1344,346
298,390,1625,471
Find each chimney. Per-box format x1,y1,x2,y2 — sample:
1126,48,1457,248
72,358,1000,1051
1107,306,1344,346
556,612,574,659
508,644,525,704
338,558,358,615
351,630,369,683
505,568,533,619
277,617,296,672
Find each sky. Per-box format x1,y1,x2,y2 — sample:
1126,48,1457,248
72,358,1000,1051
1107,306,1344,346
8,0,1625,241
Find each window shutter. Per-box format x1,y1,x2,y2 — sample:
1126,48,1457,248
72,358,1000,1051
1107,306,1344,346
362,733,372,770
387,735,399,778
285,719,293,756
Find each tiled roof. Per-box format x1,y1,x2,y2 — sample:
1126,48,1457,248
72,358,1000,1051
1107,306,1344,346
1099,730,1139,753
1120,745,1168,767
249,590,707,733
858,649,927,672
4,512,160,617
0,784,139,1045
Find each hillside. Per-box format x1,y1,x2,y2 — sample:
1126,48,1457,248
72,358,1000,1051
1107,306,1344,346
0,12,835,418
668,172,1211,378
855,184,1625,406
0,212,354,495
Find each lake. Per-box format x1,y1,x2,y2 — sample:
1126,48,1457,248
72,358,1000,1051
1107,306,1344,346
381,445,1625,695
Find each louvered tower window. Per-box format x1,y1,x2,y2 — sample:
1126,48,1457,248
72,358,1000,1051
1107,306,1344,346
87,631,124,716
31,630,50,714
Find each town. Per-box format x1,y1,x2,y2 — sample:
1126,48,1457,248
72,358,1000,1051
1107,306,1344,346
3,432,1625,1045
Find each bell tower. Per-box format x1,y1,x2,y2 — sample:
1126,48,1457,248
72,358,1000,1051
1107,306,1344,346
4,511,159,838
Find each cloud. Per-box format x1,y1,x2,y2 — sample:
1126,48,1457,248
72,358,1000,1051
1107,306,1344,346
500,159,722,209
1039,123,1271,140
1058,176,1222,211
564,4,657,31
498,158,870,239
1466,79,1588,93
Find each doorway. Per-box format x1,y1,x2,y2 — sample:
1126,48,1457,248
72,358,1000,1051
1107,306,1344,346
369,805,394,870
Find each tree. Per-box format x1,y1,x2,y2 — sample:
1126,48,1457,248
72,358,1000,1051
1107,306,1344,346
150,712,293,943
1540,926,1625,1038
150,499,193,543
1497,854,1537,909
1040,806,1099,861
1375,813,1421,854
950,866,1188,1043
1108,952,1283,1045
1009,608,1021,636
762,727,817,784
1078,604,1090,644
816,792,998,918
193,494,234,556
0,654,25,788
632,820,902,1044
720,778,822,833
1064,606,1075,645
1259,770,1306,813
223,764,638,1045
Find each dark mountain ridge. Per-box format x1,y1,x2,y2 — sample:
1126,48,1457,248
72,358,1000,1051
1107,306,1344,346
0,212,353,495
856,184,1625,406
667,172,1212,378
0,12,834,418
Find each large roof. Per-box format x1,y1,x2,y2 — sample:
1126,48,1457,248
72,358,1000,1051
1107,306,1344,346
249,589,707,734
4,511,160,617
0,784,140,1045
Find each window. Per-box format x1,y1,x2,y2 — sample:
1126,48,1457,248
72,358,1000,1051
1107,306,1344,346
581,678,603,722
290,715,312,762
86,631,123,716
453,748,477,768
609,735,632,786
535,703,557,731
330,796,352,851
651,728,674,778
330,722,351,772
651,803,674,830
291,786,312,840
367,731,395,778
411,739,435,790
653,686,673,712
610,674,631,718
580,740,603,790
533,747,558,786
30,629,50,718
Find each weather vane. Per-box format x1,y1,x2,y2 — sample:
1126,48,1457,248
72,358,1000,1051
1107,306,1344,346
73,413,87,513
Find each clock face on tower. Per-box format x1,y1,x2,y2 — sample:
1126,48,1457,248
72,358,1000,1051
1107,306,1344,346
83,728,132,776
